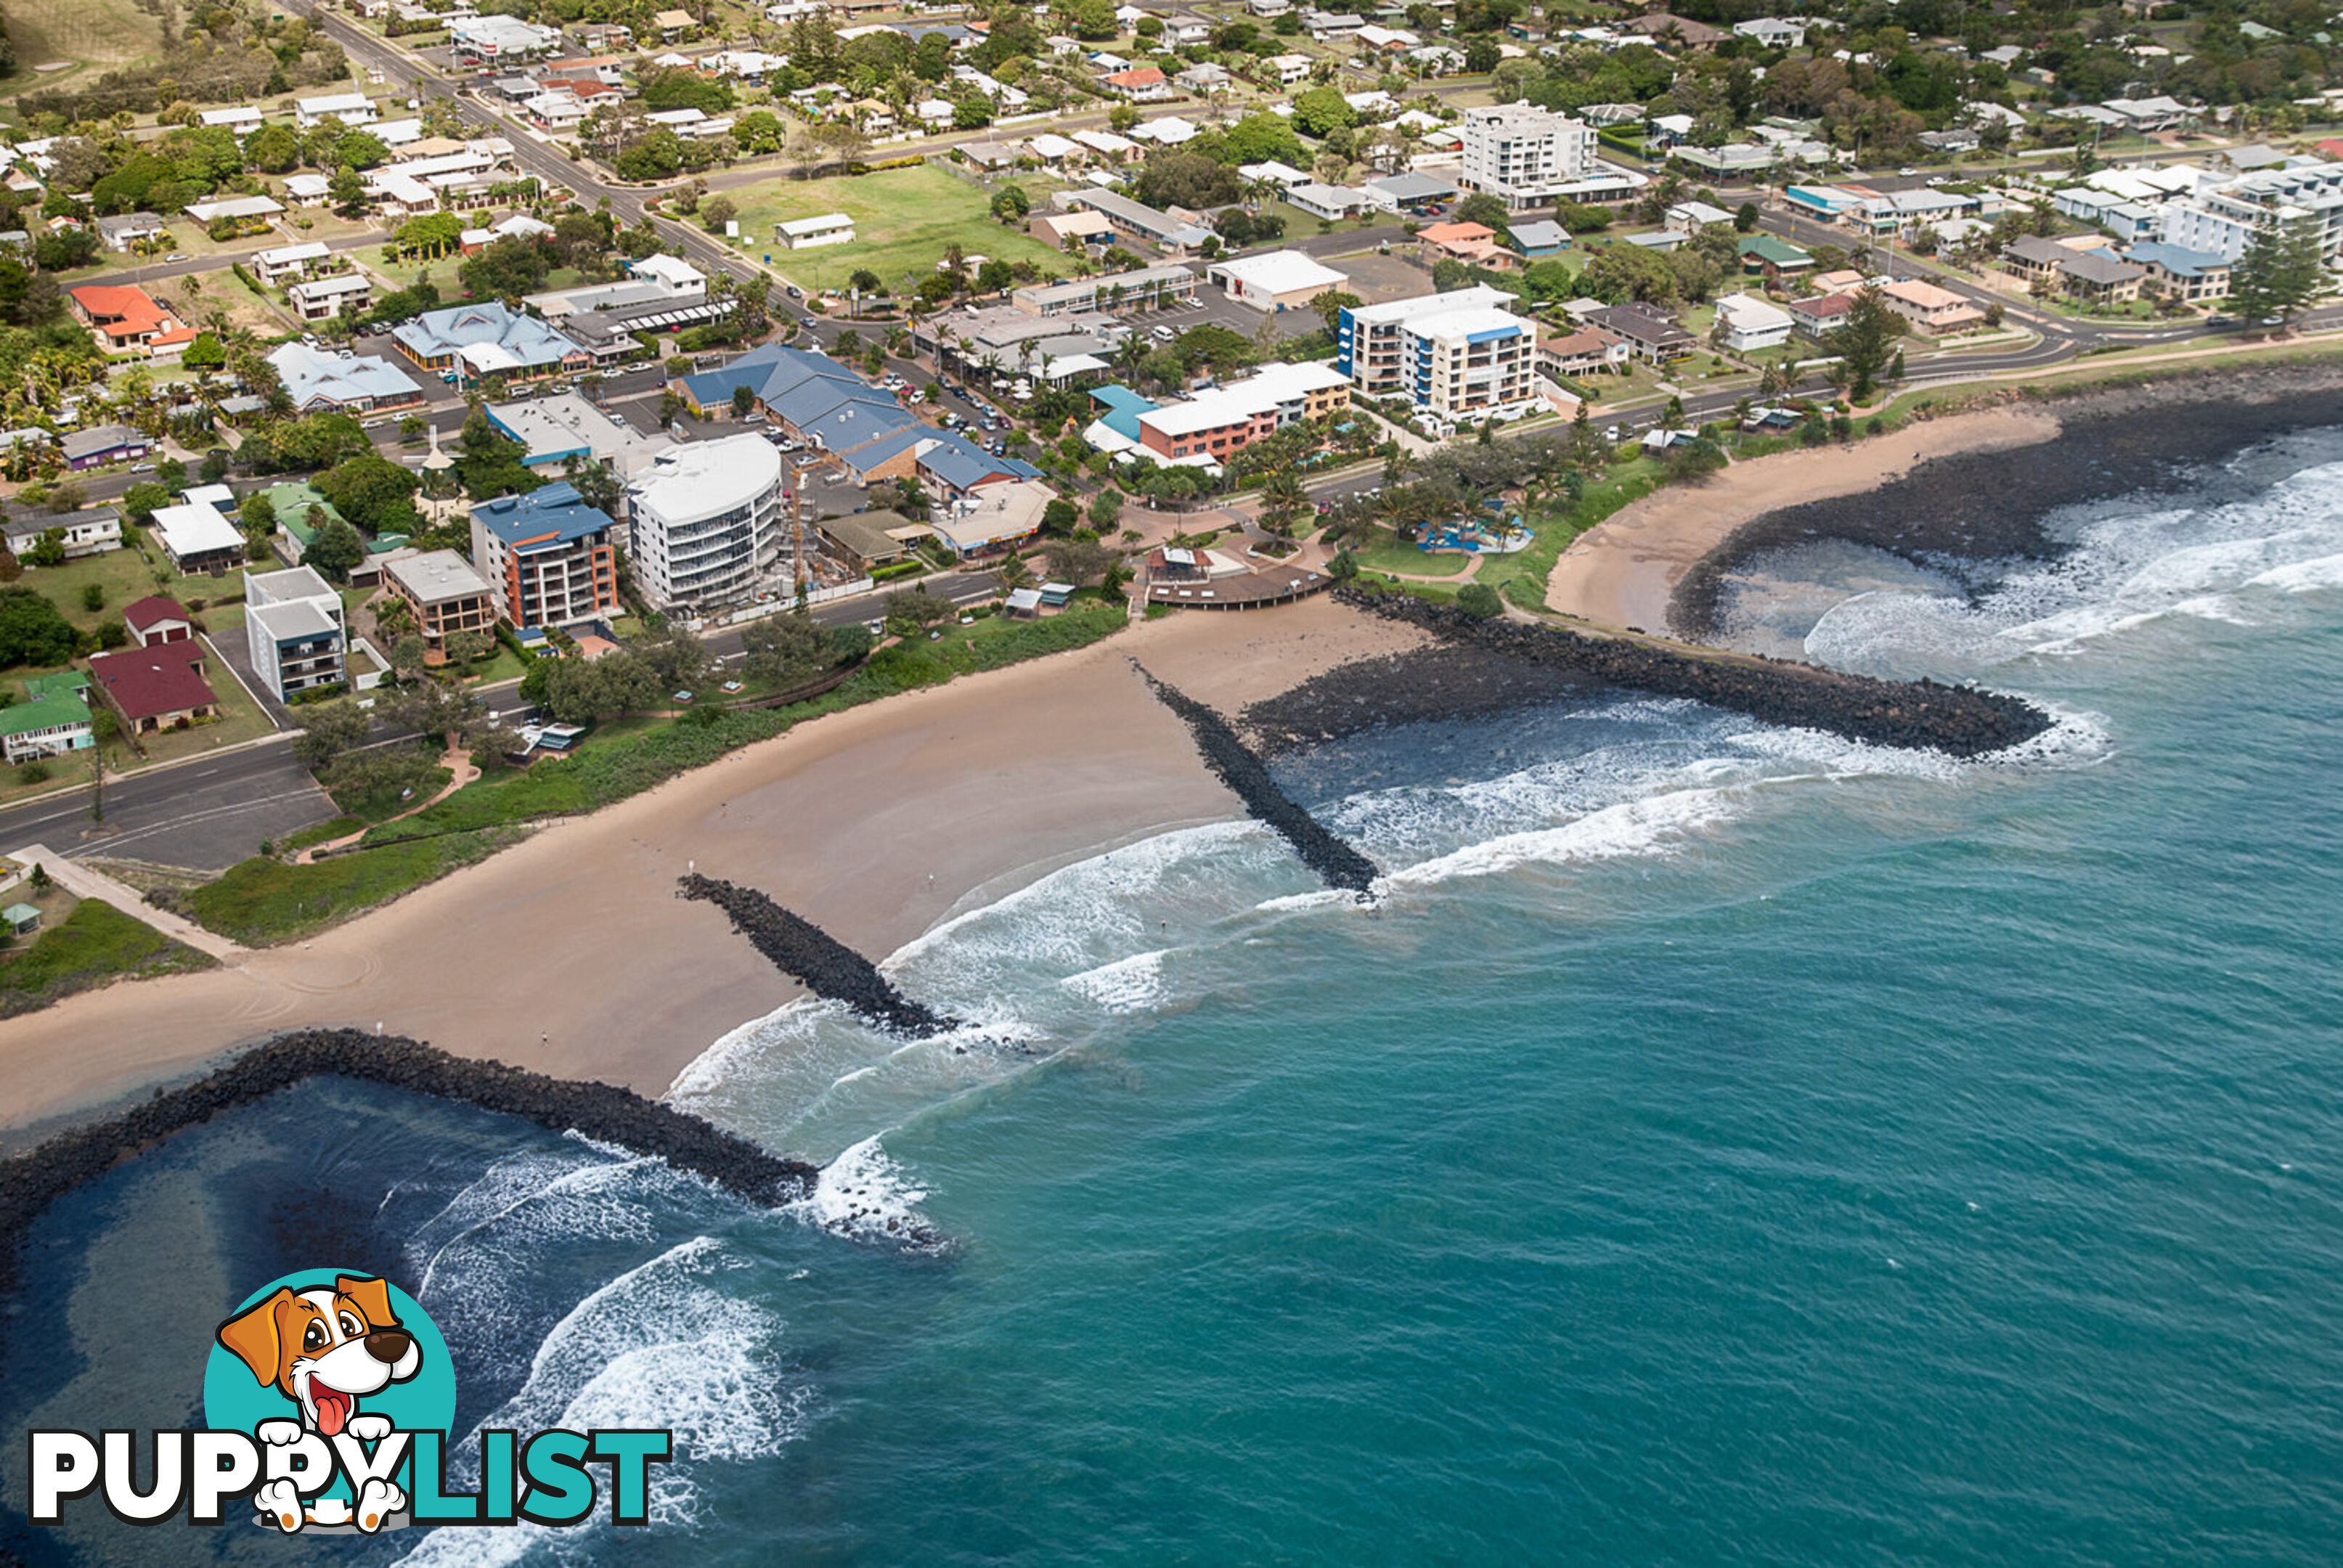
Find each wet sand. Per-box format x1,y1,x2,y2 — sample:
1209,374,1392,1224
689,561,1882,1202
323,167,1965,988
0,597,1427,1140
1546,407,2063,632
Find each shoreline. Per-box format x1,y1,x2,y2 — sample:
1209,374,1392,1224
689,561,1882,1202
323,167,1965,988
1545,404,2063,632
0,598,1430,1143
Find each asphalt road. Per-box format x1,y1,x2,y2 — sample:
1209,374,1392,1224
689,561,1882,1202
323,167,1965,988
0,745,335,871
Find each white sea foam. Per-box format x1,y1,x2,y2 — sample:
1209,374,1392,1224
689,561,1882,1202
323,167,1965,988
399,1237,810,1567
1061,949,1170,1012
1382,784,1742,889
792,1136,937,1247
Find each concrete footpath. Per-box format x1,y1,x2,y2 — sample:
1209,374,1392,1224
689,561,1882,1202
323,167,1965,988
7,844,245,961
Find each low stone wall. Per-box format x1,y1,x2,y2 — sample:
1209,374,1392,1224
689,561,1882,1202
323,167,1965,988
0,1030,819,1293
1134,662,1381,897
679,873,961,1037
1339,589,2053,759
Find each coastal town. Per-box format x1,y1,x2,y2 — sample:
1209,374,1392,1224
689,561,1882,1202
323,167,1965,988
0,0,2336,1017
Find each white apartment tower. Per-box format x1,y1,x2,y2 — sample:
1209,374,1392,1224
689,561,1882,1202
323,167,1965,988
1459,105,1599,211
624,434,788,608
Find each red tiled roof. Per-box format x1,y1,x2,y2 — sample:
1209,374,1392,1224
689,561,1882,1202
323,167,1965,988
68,284,197,348
122,595,190,632
88,647,216,720
1106,67,1168,86
1420,221,1496,243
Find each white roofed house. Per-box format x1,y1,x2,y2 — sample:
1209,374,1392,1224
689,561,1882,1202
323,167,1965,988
288,272,374,323
1712,292,1792,353
296,93,378,129
200,105,262,131
253,241,332,286
777,213,855,250
1287,183,1373,221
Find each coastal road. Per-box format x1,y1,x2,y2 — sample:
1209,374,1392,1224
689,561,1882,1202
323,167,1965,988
0,746,335,872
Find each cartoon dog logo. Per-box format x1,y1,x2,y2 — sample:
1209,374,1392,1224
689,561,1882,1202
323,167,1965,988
215,1274,420,1533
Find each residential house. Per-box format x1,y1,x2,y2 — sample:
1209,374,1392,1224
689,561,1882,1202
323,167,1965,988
1102,67,1174,102
1736,233,1814,284
2050,249,2146,306
1713,292,1793,353
1509,219,1569,258
1288,183,1373,221
1362,171,1459,214
3,509,121,561
67,284,197,359
1879,278,1986,335
1787,290,1857,338
244,565,347,699
253,241,332,286
1538,327,1631,379
288,273,374,324
776,213,855,249
1032,210,1116,249
57,425,152,472
96,212,169,252
1418,220,1512,268
0,671,93,765
1622,12,1725,47
150,502,245,576
86,645,219,734
1582,302,1696,364
1063,189,1214,254
1732,17,1806,46
295,93,377,129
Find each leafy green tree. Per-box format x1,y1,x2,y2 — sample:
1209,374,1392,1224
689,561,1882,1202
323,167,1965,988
80,581,104,613
290,699,372,770
2229,211,2326,327
1823,287,1904,405
1452,192,1514,234
1311,289,1363,332
304,516,366,584
990,182,1031,223
0,587,74,665
314,453,420,533
1456,582,1504,619
740,608,837,689
1292,86,1356,137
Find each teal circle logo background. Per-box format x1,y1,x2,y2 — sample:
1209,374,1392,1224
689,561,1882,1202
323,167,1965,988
202,1270,457,1439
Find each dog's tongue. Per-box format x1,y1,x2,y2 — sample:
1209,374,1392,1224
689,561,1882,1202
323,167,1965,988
313,1388,352,1437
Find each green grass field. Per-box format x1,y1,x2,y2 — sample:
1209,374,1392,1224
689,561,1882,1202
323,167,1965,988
728,166,1075,296
0,0,165,99
1350,532,1471,578
187,828,521,946
0,896,214,1016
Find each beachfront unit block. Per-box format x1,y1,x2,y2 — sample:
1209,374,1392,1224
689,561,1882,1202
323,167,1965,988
244,565,348,700
1459,105,1598,211
470,482,623,631
626,435,788,608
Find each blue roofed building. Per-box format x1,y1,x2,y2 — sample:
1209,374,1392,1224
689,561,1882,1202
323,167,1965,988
1082,384,1160,451
469,481,623,629
2120,240,2233,303
266,341,428,414
915,433,1045,500
391,302,590,385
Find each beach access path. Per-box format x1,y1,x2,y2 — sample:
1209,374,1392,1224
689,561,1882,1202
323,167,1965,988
1544,406,2063,632
0,600,1430,1140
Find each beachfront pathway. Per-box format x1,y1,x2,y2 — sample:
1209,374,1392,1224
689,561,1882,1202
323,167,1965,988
6,844,245,961
294,747,481,865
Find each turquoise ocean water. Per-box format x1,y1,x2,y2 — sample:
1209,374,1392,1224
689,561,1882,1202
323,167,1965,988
10,429,2343,1564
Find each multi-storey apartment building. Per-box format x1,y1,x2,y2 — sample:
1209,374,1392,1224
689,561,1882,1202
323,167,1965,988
1459,105,1598,211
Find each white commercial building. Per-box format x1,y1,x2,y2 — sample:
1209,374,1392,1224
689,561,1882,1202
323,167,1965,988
1205,250,1350,311
625,434,788,608
1459,104,1599,211
244,565,348,700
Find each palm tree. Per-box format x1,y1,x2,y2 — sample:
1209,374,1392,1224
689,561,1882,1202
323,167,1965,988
995,554,1034,593
1258,470,1311,538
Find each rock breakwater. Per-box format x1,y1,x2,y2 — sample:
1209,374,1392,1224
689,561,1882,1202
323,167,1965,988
0,1029,818,1293
679,873,961,1037
1135,662,1380,895
1337,589,2051,758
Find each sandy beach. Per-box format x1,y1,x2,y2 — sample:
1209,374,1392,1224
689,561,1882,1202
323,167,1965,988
1546,406,2063,632
0,597,1427,1140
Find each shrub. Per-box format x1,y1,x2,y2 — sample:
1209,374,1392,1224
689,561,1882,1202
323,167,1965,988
1456,582,1504,619
15,761,49,785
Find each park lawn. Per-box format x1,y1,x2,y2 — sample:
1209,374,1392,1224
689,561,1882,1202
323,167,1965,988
456,646,528,687
187,828,522,945
1501,457,1664,613
1350,531,1470,577
0,894,215,1016
728,166,1072,296
0,0,165,99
